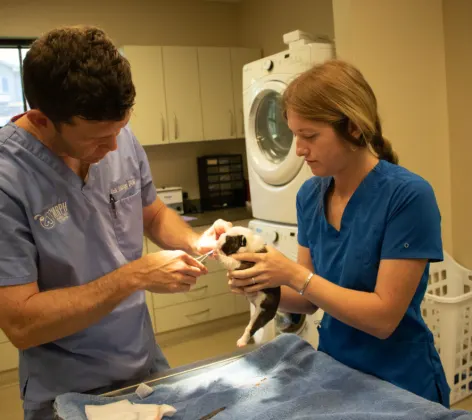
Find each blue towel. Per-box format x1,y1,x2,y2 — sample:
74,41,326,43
55,334,472,420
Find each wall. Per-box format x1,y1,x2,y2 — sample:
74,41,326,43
332,0,453,252
443,0,472,266
0,0,246,198
145,139,248,200
0,0,241,47
239,0,335,56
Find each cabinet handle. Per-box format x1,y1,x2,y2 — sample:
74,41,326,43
186,285,209,294
174,113,178,140
240,109,244,136
186,309,210,318
161,113,165,142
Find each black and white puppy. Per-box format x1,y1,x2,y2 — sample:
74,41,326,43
216,226,281,347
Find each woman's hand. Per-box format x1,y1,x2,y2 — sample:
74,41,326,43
228,245,310,293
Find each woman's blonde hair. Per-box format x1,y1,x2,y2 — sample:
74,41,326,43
282,59,398,164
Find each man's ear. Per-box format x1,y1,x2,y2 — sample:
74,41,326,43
27,109,52,129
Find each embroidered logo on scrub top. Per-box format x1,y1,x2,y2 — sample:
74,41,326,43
34,201,70,230
110,178,136,195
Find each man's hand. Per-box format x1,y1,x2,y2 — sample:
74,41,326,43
138,250,208,293
195,219,232,254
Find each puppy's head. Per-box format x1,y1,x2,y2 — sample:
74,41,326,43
217,226,265,256
216,226,265,270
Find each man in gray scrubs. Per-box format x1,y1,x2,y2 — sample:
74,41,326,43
0,26,231,420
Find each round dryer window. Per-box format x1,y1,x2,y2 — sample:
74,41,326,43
246,80,305,186
255,90,292,164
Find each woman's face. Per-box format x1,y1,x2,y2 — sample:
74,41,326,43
287,109,354,177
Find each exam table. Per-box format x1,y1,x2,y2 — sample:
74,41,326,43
54,334,472,420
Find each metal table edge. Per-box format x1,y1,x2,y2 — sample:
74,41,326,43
93,343,261,398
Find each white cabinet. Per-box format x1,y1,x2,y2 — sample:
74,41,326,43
122,46,168,146
230,48,262,138
0,328,18,372
122,44,260,146
198,47,261,141
145,219,251,333
198,47,236,141
142,237,156,331
163,47,204,143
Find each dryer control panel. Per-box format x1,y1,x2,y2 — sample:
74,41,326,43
248,219,298,262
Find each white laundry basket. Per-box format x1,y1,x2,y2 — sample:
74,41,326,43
421,251,472,404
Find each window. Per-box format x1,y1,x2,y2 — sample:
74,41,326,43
0,39,35,127
1,77,8,93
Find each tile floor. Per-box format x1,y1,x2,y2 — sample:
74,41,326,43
1,316,472,419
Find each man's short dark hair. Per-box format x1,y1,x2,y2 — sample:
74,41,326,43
23,25,135,124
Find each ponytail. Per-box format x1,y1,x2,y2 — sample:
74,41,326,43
370,118,399,164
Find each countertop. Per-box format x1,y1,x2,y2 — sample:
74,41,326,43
184,206,253,228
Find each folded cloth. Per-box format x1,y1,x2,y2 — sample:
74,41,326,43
85,400,176,420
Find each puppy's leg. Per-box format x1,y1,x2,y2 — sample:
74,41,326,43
237,293,266,347
248,287,281,339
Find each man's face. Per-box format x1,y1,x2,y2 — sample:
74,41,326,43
52,114,130,164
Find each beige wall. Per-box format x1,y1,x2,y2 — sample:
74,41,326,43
145,139,248,200
239,0,334,56
332,0,453,252
0,0,246,198
443,0,472,266
0,0,241,47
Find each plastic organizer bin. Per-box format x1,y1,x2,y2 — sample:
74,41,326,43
421,251,472,404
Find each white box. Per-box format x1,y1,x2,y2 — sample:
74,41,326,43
156,186,184,214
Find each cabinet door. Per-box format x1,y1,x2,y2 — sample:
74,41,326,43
230,48,261,138
142,237,156,332
163,47,204,143
122,46,168,146
198,47,235,141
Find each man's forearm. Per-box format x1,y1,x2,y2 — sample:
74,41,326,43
11,261,143,350
146,206,199,254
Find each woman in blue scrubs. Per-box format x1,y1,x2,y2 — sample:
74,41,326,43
229,59,450,407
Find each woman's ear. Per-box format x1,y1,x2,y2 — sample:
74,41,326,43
347,120,362,140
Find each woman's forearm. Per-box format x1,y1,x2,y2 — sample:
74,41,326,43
279,286,318,314
288,268,394,339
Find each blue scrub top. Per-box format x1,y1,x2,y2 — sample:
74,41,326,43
296,159,450,407
0,121,169,410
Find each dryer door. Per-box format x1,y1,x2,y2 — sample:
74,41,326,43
246,80,304,186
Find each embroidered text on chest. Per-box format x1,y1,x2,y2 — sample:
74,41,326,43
110,179,136,195
34,202,70,230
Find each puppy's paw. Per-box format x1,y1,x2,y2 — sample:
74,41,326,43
237,334,250,348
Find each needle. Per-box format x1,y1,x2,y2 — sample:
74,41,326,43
196,250,214,263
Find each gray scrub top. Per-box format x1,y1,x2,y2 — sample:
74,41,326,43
0,120,169,410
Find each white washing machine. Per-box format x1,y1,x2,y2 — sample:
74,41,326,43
248,219,324,348
243,32,334,224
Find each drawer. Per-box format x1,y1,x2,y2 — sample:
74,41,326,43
234,294,250,314
145,292,156,332
0,341,18,372
154,294,236,333
146,239,223,273
0,328,9,344
146,239,161,254
152,271,228,309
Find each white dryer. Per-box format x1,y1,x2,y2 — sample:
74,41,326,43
243,34,334,224
248,219,324,348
